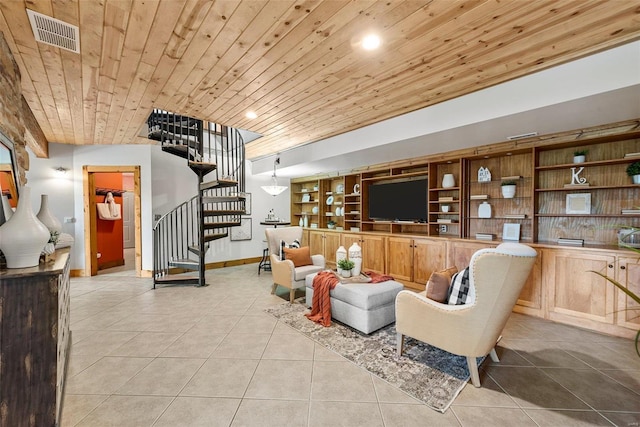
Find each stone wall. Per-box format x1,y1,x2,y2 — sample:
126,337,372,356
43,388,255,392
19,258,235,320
0,31,48,185
0,32,27,185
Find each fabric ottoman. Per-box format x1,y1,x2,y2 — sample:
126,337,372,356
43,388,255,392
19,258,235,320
305,272,404,334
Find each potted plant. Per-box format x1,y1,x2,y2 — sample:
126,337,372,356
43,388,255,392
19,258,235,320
573,149,588,163
627,162,640,184
337,258,355,277
327,220,336,229
501,180,516,198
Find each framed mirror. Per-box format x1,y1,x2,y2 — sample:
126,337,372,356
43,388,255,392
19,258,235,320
0,130,19,221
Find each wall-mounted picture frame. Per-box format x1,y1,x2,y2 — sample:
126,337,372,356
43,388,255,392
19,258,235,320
566,193,591,214
230,218,252,241
502,223,521,241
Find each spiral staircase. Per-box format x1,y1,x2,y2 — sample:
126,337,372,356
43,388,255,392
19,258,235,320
147,109,246,287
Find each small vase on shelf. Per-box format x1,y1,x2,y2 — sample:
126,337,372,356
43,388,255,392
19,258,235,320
303,215,309,228
0,186,50,268
442,174,455,188
299,217,304,227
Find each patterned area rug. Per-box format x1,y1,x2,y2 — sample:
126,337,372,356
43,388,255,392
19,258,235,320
265,302,484,413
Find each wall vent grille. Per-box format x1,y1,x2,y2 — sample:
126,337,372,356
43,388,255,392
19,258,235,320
27,9,80,54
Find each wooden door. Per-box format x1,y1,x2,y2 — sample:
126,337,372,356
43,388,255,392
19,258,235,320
616,256,640,331
447,241,494,271
361,234,386,274
514,247,544,317
546,249,616,327
324,231,341,269
123,192,135,248
308,231,324,259
413,238,447,288
387,237,413,282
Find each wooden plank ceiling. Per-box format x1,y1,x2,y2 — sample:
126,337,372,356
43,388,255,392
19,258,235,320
1,0,639,160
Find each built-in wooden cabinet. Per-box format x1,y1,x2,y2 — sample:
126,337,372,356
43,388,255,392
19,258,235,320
535,133,640,244
291,120,640,338
545,249,616,330
290,179,320,228
386,236,447,291
342,233,386,274
465,150,534,242
513,247,544,317
309,230,341,269
617,255,640,331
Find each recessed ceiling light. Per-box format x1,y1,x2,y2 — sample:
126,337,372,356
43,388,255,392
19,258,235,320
245,111,257,119
361,34,381,50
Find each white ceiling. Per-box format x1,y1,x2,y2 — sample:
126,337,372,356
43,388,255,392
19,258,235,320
252,40,640,178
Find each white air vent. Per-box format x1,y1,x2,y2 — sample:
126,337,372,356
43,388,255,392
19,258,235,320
27,9,80,53
507,132,538,141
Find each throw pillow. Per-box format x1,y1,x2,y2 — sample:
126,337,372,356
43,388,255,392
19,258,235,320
283,246,313,267
280,239,301,260
447,266,472,305
425,266,458,303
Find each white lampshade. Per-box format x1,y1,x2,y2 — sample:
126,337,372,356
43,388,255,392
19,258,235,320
261,156,288,196
261,183,288,196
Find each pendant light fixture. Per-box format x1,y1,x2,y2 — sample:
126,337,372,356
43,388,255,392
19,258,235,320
261,156,288,196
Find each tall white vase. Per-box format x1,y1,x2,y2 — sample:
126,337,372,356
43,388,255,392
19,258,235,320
348,242,362,276
0,186,50,268
37,194,62,233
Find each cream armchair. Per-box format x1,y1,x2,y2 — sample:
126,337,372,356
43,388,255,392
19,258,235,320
395,243,537,387
265,226,325,303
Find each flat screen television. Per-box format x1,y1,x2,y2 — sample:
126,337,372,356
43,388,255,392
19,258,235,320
368,179,428,222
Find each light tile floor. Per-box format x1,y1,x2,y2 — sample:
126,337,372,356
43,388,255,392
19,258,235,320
62,263,640,426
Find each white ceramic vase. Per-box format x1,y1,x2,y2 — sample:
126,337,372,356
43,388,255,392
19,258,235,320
348,242,362,276
442,173,455,188
0,186,50,268
336,245,347,264
478,201,492,218
342,269,352,278
303,215,309,227
299,217,304,227
573,155,585,164
37,194,62,233
633,175,640,185
501,185,516,198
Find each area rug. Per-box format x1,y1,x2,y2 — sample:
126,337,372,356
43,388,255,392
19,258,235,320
265,302,484,413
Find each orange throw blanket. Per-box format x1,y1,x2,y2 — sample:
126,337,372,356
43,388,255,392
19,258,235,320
305,270,395,327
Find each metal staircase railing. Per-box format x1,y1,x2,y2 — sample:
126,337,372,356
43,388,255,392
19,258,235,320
148,109,246,287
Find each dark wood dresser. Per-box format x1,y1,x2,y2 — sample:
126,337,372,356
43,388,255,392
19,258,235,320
0,249,71,427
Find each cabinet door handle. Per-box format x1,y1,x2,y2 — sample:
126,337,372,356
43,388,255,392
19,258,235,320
608,264,613,269
620,265,626,270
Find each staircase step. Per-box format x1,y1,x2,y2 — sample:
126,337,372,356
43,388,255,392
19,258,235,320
200,178,238,191
189,161,217,175
204,221,241,229
203,209,245,217
161,144,189,159
169,258,199,270
158,122,199,136
188,244,209,256
202,196,244,204
154,275,200,285
204,232,228,242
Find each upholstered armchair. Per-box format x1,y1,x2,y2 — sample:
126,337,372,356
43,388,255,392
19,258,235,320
395,243,537,387
265,226,325,303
